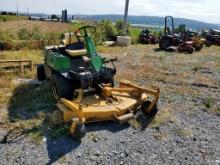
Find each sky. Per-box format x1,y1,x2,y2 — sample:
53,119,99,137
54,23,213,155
0,0,220,24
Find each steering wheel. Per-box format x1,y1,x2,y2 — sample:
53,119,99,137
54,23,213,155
78,26,96,37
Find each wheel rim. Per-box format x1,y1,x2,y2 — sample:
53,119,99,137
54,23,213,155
51,83,59,100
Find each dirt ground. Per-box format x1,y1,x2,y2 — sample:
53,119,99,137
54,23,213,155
0,44,220,164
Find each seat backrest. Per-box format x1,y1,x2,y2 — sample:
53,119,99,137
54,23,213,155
62,33,77,46
65,49,87,57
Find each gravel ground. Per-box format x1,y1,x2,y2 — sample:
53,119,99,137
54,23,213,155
0,45,220,165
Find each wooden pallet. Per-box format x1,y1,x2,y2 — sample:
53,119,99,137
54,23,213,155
0,60,32,72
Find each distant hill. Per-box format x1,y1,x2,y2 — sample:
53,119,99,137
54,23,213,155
78,15,220,30
3,11,219,30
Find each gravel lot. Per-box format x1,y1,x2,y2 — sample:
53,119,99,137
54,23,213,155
0,45,220,165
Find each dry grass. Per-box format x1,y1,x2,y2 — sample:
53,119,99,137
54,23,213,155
0,41,219,143
0,50,42,64
0,74,16,106
149,108,177,128
153,132,169,141
0,20,71,34
173,127,193,138
128,106,177,130
0,15,27,22
0,48,54,143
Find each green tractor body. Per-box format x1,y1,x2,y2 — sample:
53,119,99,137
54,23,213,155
37,26,116,100
85,36,104,72
45,49,71,72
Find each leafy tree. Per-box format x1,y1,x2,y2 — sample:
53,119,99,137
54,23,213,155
1,11,7,15
177,24,186,33
93,20,117,44
115,20,131,35
115,20,124,35
51,15,59,21
101,20,117,40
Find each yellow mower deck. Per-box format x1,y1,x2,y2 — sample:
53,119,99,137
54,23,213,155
54,81,160,139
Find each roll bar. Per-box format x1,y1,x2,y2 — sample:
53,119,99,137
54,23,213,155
164,16,174,35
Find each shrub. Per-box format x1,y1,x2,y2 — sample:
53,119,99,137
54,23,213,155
31,26,42,40
93,20,117,44
0,30,10,41
115,20,124,36
93,24,106,45
0,30,14,50
203,97,215,109
17,28,32,40
176,24,186,33
92,19,134,44
102,20,117,40
44,32,62,45
115,20,131,36
17,27,44,41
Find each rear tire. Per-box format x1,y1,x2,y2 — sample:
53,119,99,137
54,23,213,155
159,39,170,50
141,101,158,117
103,77,114,87
187,46,194,54
51,73,74,100
37,64,46,81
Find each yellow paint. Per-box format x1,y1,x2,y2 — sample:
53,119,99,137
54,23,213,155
57,81,160,135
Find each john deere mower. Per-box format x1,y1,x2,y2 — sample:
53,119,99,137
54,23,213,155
37,26,160,140
159,16,203,54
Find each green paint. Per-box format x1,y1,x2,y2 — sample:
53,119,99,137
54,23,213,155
44,27,104,73
85,36,103,72
46,51,71,72
90,56,103,72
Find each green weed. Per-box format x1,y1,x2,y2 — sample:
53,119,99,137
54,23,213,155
203,97,215,109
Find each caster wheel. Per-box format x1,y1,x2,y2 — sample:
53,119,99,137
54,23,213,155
141,101,158,117
70,123,86,141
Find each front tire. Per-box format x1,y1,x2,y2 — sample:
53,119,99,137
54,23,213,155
141,101,158,117
70,123,86,141
51,73,74,100
194,44,203,51
37,64,46,81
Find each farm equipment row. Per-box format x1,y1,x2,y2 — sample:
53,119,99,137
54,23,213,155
139,16,219,53
204,29,220,46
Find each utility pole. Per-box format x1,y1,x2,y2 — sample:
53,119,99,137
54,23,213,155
16,2,18,16
117,0,131,46
27,8,29,17
123,0,129,35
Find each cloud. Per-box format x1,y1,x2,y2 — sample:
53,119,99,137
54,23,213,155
128,0,220,23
